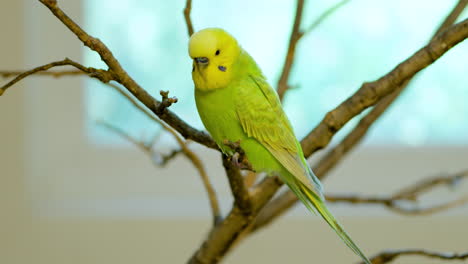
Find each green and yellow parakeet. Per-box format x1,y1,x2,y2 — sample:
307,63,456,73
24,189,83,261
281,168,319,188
189,28,371,264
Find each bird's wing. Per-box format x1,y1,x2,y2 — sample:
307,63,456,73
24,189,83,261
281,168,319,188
235,75,322,194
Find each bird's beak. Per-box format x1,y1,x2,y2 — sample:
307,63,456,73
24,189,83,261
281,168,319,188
194,57,209,66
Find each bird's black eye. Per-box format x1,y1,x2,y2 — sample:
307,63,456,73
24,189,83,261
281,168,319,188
215,49,220,56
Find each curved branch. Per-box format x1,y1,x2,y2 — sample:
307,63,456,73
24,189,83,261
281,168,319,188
1,69,83,78
184,0,194,36
0,58,112,95
35,0,217,150
360,249,468,264
394,170,468,199
276,0,305,100
327,194,468,216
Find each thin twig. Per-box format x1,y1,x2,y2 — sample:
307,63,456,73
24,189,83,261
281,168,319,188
304,0,350,35
276,0,305,100
96,120,184,167
97,120,151,153
184,0,194,36
358,249,468,264
0,58,112,95
277,0,351,100
0,70,83,78
394,170,468,200
326,194,468,216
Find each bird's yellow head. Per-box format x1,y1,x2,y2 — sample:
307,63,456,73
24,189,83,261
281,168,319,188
189,28,241,91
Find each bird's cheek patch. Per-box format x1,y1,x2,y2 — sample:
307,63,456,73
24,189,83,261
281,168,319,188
218,66,227,72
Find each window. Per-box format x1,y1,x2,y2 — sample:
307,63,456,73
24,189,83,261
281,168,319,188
24,0,468,218
86,0,468,146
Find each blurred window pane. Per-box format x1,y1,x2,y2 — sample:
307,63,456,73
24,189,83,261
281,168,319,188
85,0,468,147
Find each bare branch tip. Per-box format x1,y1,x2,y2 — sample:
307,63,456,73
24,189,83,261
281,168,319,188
39,0,57,6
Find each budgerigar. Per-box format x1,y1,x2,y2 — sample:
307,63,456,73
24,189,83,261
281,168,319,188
189,28,371,264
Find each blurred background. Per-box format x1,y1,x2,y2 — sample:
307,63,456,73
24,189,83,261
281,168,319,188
1,0,467,263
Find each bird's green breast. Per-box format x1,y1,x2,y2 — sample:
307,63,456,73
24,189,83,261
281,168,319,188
194,82,285,174
195,84,244,153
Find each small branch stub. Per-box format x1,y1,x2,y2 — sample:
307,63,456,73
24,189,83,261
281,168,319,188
156,90,178,114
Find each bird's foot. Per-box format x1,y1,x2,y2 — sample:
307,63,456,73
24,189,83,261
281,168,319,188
231,152,252,170
223,139,253,171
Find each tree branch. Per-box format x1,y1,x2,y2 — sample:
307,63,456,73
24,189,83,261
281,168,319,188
96,120,182,167
393,170,468,200
277,0,350,100
276,0,305,100
184,0,194,36
432,0,468,38
359,249,468,264
326,195,468,216
34,0,217,150
97,120,154,155
249,1,468,228
188,175,283,264
222,154,253,215
1,69,83,78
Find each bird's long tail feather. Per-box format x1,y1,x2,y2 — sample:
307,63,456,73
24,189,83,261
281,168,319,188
283,175,372,264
